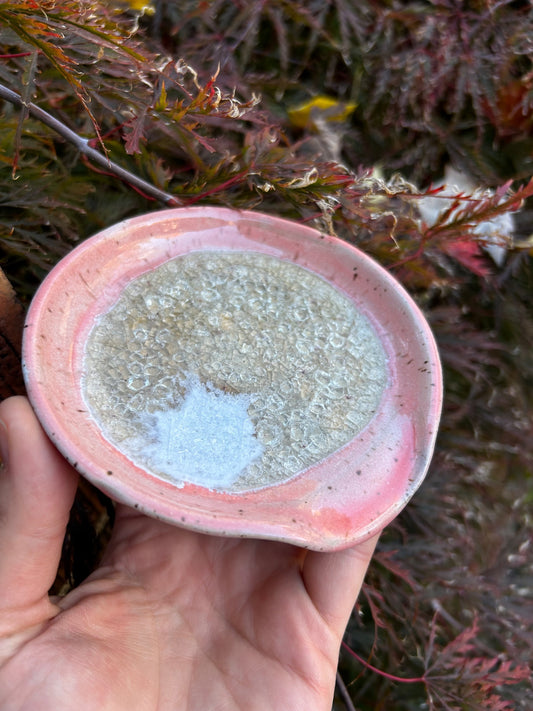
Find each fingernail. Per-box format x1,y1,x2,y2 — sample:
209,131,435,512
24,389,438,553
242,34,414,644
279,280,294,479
0,418,8,468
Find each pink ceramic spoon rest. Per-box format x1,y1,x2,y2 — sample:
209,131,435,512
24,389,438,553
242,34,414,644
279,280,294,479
22,207,442,551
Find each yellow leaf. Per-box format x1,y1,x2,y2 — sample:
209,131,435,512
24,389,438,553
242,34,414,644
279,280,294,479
287,96,357,130
155,81,167,111
123,0,155,14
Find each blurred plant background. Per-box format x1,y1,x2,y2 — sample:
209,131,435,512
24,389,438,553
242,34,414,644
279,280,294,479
0,1,532,709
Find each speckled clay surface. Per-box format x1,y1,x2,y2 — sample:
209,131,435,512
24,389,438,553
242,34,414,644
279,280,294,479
22,207,443,551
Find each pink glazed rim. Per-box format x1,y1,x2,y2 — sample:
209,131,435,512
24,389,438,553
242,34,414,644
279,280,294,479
22,207,442,551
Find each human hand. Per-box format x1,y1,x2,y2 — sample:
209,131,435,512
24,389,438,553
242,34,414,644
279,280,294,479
0,396,378,711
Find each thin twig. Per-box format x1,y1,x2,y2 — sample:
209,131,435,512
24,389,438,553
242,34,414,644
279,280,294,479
0,82,181,206
336,670,358,711
341,641,425,684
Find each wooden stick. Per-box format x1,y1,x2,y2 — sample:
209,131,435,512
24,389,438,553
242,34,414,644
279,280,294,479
0,268,26,399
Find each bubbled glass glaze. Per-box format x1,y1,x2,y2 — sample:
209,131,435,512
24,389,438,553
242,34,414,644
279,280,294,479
83,251,388,491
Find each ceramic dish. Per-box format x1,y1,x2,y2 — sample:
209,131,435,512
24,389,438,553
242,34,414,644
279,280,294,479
22,207,442,550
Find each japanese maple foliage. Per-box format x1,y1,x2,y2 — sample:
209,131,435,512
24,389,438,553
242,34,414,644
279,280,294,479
0,2,532,709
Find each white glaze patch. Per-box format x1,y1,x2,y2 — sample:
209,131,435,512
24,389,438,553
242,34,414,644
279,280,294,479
123,375,262,489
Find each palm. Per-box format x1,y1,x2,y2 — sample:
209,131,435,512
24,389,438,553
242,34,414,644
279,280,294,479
0,397,377,711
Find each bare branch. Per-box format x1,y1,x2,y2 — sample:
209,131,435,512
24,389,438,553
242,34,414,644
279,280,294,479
336,670,358,711
0,83,181,207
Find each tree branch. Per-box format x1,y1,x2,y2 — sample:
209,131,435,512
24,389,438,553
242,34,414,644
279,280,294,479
0,83,181,207
335,671,358,711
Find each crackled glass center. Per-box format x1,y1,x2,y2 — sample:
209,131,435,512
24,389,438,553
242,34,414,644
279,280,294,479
82,251,388,491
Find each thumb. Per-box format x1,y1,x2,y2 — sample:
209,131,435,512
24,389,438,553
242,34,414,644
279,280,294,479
0,396,78,635
301,533,379,637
